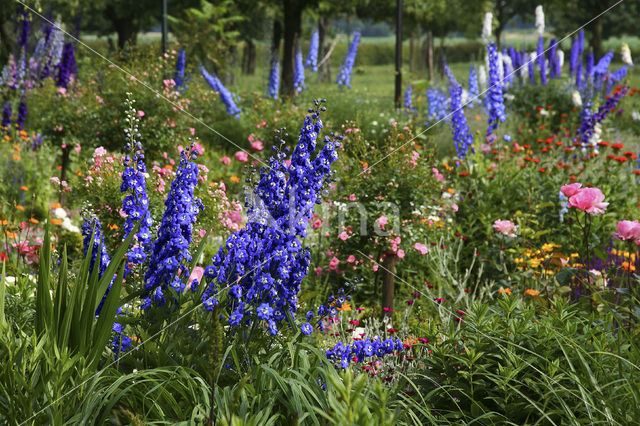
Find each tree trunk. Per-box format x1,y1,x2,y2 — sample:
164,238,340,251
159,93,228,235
591,18,603,60
280,0,303,98
495,25,503,51
427,30,433,81
409,31,415,74
105,5,137,49
242,40,256,75
394,0,403,109
381,253,398,318
318,17,331,83
0,2,15,65
438,37,445,77
59,145,71,204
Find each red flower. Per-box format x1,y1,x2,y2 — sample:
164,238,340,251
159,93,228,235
0,252,7,261
458,171,469,177
597,141,610,147
612,143,624,150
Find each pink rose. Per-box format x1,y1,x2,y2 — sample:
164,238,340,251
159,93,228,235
315,267,323,275
349,194,356,201
493,219,517,237
561,183,582,197
414,243,428,255
187,266,204,289
235,151,248,162
397,249,405,258
347,255,356,263
339,232,348,241
612,220,640,243
312,218,322,230
377,215,388,228
137,110,145,118
250,140,264,151
220,156,231,165
568,187,608,215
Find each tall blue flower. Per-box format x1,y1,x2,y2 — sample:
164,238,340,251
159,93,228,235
502,49,514,86
443,61,457,86
449,83,474,159
265,51,280,100
486,42,506,137
121,154,153,274
528,54,536,85
335,32,360,88
404,83,416,113
537,37,547,86
174,48,186,89
1,101,10,132
577,30,585,58
200,66,241,118
326,336,403,369
607,66,628,94
577,86,629,146
306,29,319,72
81,216,113,315
201,101,340,335
294,44,305,93
467,65,479,108
143,148,203,308
55,41,77,88
547,39,557,79
575,61,583,89
16,97,27,130
569,36,580,76
18,9,30,52
426,87,448,125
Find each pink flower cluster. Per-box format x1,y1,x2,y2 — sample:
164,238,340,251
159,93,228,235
493,219,517,237
561,183,608,215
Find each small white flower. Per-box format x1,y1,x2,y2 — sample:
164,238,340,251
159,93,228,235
535,5,545,36
621,42,633,66
572,91,582,107
482,12,493,43
54,207,67,218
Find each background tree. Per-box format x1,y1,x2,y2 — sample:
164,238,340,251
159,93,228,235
544,0,637,59
168,0,242,74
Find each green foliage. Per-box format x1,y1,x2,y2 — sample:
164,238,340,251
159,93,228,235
414,298,640,424
168,0,243,72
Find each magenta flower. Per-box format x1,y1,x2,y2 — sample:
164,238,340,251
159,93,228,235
568,187,608,215
220,156,231,165
612,220,640,244
493,219,517,237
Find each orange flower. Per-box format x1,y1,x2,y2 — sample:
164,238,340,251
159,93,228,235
0,219,7,225
15,205,24,211
13,153,20,161
20,186,28,191
525,289,540,296
50,202,62,209
5,232,17,239
29,218,39,224
107,224,119,230
621,261,636,272
337,302,352,312
51,218,63,226
498,287,512,296
229,175,240,183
